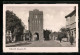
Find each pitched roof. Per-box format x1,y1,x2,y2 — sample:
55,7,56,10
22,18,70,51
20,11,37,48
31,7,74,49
65,9,76,18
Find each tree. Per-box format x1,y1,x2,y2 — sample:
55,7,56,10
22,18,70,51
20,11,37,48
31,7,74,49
60,27,67,38
6,10,24,41
43,29,51,40
60,28,67,33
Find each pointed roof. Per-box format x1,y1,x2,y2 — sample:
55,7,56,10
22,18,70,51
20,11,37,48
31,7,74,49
65,6,76,18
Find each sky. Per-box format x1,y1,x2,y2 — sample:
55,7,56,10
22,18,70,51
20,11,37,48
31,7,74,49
6,4,75,32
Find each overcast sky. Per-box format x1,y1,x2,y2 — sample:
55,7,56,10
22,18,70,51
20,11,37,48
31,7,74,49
6,4,75,32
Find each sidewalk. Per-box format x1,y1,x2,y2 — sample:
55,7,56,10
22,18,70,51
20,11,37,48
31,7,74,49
6,41,31,47
54,40,76,47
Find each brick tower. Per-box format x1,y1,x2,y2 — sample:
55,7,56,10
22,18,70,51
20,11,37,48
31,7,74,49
28,9,44,41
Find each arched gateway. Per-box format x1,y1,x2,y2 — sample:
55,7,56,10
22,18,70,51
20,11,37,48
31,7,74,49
28,9,44,41
33,32,39,41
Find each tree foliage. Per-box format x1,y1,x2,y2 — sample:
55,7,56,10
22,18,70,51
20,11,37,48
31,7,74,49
59,27,67,38
52,28,68,40
6,10,24,36
43,29,51,40
60,27,67,33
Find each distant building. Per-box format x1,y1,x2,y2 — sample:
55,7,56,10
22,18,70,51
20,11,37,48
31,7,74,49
65,7,76,42
6,30,12,43
28,9,44,41
23,28,32,40
49,33,53,40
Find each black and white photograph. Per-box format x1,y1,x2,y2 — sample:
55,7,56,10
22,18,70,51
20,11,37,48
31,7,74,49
3,4,78,52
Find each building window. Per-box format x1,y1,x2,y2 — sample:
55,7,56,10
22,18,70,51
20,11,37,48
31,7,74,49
72,31,73,36
74,30,76,37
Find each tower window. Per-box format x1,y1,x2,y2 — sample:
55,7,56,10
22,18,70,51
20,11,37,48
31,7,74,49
35,15,37,18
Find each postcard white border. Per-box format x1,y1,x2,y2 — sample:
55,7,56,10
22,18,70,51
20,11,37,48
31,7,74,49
3,4,78,53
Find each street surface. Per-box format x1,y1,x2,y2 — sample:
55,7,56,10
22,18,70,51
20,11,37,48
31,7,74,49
8,40,62,47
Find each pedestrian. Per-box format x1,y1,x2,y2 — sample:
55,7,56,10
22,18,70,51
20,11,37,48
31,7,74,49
58,33,62,43
70,35,74,45
59,37,62,43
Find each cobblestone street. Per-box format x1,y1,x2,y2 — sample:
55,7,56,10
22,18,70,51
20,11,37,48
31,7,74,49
19,40,62,47
6,40,62,47
6,39,76,47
